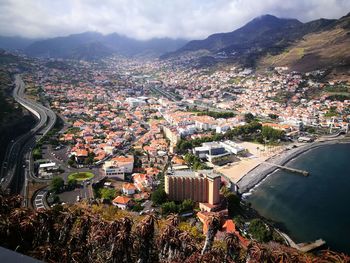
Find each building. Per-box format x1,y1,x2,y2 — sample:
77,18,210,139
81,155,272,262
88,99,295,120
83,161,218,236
122,183,137,195
165,170,221,210
75,149,89,163
219,141,245,155
112,196,132,210
193,142,234,165
102,155,134,180
163,126,181,145
133,173,153,191
37,162,59,178
111,155,134,173
103,161,126,180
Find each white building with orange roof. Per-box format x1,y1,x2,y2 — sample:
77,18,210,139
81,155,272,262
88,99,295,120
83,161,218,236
132,173,153,191
112,196,132,210
111,155,134,173
122,183,137,195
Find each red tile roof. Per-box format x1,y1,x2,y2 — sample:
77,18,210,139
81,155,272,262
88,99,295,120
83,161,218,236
113,196,131,205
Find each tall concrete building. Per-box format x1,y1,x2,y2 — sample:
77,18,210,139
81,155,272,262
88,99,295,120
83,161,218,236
164,170,221,208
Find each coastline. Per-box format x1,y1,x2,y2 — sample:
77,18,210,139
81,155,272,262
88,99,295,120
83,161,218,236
236,137,350,194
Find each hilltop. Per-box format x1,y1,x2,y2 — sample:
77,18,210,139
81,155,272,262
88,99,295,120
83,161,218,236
164,13,350,74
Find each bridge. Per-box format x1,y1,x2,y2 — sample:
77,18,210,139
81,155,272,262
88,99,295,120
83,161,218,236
264,162,309,176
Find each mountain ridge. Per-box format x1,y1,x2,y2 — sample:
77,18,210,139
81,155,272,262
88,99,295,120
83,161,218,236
162,13,350,73
24,31,188,59
0,32,188,60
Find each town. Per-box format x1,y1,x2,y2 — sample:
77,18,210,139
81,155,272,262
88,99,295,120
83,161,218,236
1,52,345,252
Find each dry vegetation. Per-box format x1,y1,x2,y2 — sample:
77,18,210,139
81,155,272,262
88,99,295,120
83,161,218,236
0,192,349,262
259,27,350,76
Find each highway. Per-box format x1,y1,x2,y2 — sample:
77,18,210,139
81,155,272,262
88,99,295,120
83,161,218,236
0,74,56,207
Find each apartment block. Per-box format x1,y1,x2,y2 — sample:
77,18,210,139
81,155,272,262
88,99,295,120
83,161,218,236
164,170,221,207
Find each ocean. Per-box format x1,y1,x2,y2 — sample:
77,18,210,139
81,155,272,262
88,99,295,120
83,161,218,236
246,143,350,254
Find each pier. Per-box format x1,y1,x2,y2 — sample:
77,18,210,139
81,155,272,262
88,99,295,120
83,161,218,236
264,162,309,176
277,230,326,252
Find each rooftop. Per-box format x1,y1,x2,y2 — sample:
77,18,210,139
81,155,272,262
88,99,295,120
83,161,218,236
169,169,221,180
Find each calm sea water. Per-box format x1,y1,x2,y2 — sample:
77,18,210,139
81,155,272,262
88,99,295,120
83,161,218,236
246,143,350,254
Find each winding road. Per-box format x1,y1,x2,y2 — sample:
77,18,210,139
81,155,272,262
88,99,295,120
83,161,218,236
0,74,56,207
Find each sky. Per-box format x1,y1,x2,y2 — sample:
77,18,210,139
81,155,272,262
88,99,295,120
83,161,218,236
0,0,349,40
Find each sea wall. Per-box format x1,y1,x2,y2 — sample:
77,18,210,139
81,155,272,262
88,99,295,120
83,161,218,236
237,138,349,193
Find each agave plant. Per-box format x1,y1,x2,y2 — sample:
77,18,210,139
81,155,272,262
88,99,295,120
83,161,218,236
319,249,350,263
225,232,240,261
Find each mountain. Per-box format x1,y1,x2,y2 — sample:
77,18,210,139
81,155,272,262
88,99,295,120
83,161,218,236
0,36,38,51
24,32,188,60
163,13,349,72
258,13,350,73
174,15,302,53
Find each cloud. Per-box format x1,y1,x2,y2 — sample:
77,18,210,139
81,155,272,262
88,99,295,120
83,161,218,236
0,0,349,40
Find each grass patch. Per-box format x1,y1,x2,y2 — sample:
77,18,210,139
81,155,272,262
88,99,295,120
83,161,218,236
68,172,94,181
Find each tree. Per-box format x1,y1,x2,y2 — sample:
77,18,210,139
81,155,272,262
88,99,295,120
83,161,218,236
226,193,240,217
135,214,157,263
233,215,245,231
151,188,167,205
244,113,255,123
50,176,64,194
201,214,222,255
161,201,178,215
261,126,285,142
67,159,75,167
268,113,279,120
179,199,194,213
248,219,272,243
66,178,77,190
99,188,116,200
132,203,143,212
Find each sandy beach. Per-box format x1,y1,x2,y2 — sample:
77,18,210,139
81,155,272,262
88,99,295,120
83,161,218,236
216,137,350,194
216,141,285,183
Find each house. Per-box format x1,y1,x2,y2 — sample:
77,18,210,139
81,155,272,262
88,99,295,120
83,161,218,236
111,155,134,173
112,196,132,210
75,149,88,163
122,183,137,195
133,192,151,200
133,173,153,191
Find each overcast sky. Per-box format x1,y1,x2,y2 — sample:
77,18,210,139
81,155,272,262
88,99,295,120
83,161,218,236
0,0,349,40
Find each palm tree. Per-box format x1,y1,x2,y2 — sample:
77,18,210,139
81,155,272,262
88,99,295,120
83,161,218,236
179,231,196,258
135,214,157,263
87,219,110,262
201,214,221,255
167,213,179,227
225,232,240,261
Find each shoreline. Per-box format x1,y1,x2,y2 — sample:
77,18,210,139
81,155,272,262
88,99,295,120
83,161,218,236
236,137,350,194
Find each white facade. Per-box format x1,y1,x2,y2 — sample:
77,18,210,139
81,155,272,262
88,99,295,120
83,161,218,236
219,141,245,154
103,164,125,180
